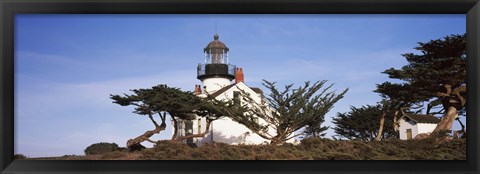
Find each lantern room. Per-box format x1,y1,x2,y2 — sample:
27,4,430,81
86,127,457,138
204,33,229,64
197,34,236,81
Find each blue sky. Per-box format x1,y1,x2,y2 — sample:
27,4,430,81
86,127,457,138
14,14,466,157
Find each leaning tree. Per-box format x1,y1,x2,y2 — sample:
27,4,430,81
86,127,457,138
110,84,220,148
382,34,466,134
213,79,348,145
111,86,169,148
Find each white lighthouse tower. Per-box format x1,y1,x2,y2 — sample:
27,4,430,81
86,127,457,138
196,34,236,93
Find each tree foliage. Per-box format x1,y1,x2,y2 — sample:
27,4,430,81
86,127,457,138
214,80,348,145
383,34,466,97
110,84,220,148
380,34,466,133
375,82,427,109
373,82,425,140
332,105,396,141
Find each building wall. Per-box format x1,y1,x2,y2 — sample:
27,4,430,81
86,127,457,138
416,123,437,135
210,82,287,145
398,118,418,140
398,117,438,140
174,82,295,146
209,117,267,145
203,78,231,93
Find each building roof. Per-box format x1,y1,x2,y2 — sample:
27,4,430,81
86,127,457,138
207,84,263,98
209,84,236,97
402,114,440,124
250,87,263,94
204,34,229,52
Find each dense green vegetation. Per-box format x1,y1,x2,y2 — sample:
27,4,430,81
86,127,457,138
333,104,396,141
84,142,120,155
24,137,465,160
213,80,348,145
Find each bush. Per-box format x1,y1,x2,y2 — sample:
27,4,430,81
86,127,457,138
118,147,128,152
14,154,27,159
128,143,146,152
84,142,120,155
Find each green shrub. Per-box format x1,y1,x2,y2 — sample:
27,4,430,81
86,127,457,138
128,143,146,152
14,154,27,159
84,142,120,155
118,147,128,152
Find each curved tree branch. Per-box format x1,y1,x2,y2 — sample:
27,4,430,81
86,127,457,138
126,123,166,148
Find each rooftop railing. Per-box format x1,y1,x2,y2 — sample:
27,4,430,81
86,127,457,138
197,63,236,80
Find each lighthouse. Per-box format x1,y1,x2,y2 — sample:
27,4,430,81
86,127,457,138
175,33,296,146
197,34,236,93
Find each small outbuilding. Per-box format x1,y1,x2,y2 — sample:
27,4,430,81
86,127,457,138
398,114,440,140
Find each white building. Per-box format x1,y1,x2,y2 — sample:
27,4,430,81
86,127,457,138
398,114,440,140
173,34,295,146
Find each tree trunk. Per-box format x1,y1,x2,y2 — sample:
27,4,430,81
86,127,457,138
171,117,179,140
173,119,212,141
375,111,387,141
126,123,166,148
269,134,286,145
393,110,399,133
432,106,458,133
432,84,465,135
270,138,283,146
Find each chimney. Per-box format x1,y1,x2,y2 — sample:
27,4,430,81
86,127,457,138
194,84,202,95
235,67,244,84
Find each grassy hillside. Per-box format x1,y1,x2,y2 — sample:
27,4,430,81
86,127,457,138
23,138,466,160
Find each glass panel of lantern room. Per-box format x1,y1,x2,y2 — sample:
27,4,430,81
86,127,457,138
204,51,207,63
213,49,219,63
206,50,211,63
207,48,225,64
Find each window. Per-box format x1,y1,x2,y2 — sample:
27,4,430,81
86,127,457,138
233,91,240,105
198,118,201,134
185,120,194,145
406,129,412,140
178,121,183,136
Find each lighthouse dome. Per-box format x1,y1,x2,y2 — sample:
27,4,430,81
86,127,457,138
204,34,229,52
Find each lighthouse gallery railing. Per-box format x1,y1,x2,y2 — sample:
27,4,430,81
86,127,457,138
197,64,236,79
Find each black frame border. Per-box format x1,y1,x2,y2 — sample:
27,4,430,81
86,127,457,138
1,0,479,174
